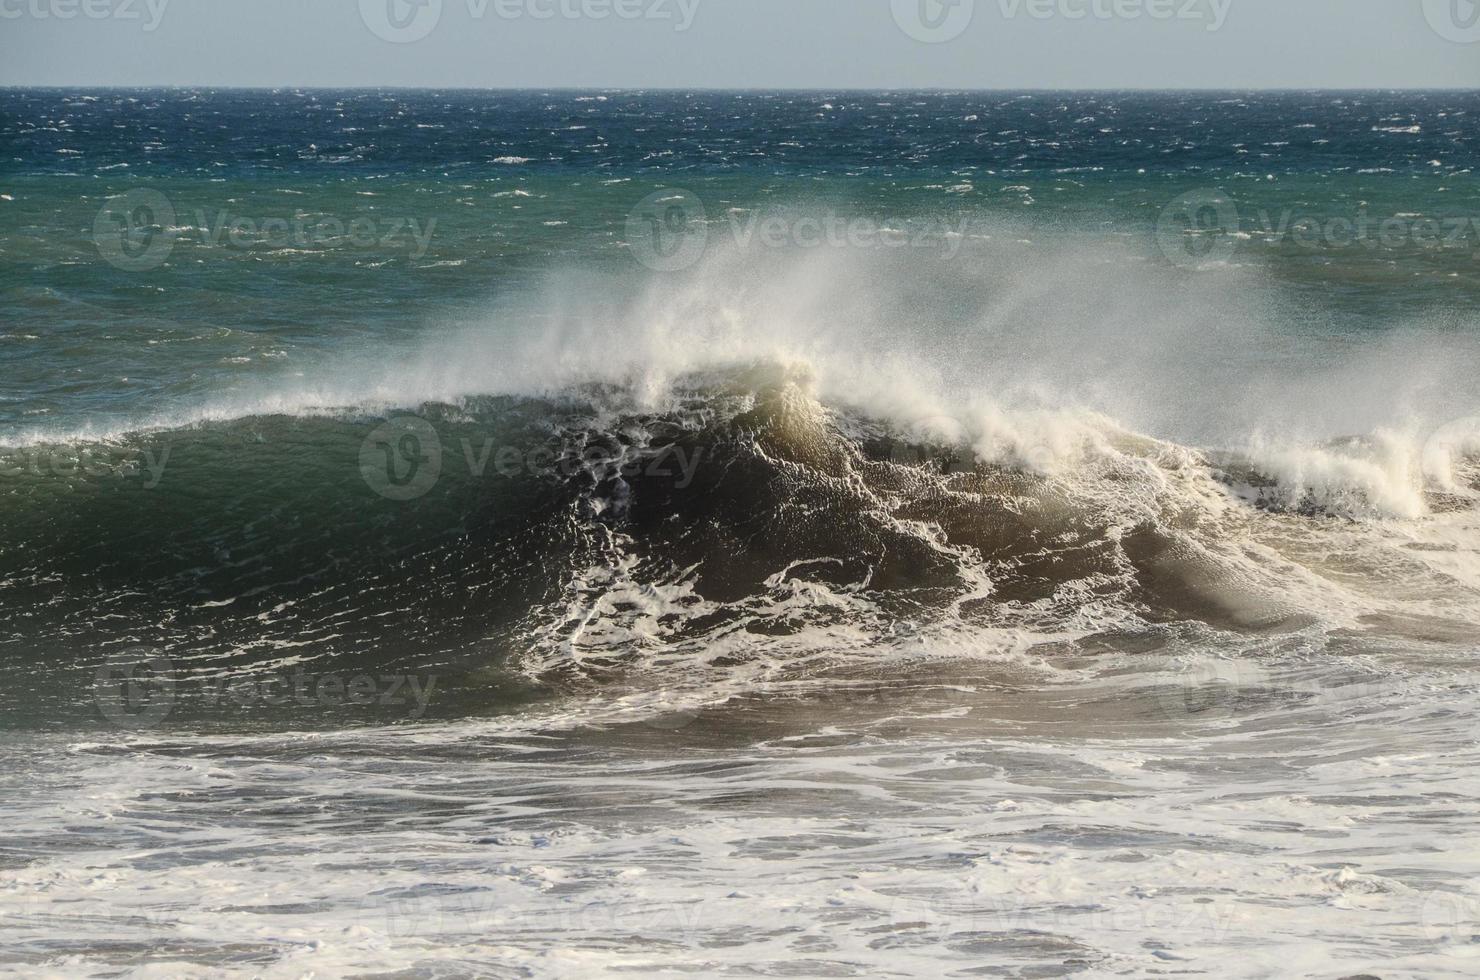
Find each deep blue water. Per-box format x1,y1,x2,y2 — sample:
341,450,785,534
4,89,1475,178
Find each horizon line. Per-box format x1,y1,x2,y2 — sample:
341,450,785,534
4,84,1479,93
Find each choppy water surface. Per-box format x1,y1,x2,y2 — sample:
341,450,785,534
1,90,1479,977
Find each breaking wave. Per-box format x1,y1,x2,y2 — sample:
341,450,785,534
3,242,1479,723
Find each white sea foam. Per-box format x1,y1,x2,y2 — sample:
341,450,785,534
9,228,1479,524
5,649,1480,978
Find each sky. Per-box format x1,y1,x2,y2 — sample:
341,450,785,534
0,0,1477,89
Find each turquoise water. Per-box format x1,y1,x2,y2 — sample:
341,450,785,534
3,90,1478,439
2,89,1480,977
3,86,1480,716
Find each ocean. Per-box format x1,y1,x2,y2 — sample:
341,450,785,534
2,88,1479,977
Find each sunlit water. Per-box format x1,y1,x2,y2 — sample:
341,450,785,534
1,90,1479,977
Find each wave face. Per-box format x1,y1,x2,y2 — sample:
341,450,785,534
6,89,1480,980
3,89,1480,730
5,355,1479,728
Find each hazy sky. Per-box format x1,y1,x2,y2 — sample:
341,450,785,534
1,0,1477,89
